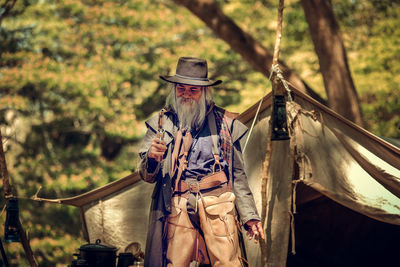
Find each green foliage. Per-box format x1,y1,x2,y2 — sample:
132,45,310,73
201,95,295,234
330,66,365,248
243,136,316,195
0,0,251,265
0,0,399,265
334,0,400,138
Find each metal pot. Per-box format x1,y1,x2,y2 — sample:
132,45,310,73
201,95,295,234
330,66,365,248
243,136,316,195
117,253,134,267
79,239,117,267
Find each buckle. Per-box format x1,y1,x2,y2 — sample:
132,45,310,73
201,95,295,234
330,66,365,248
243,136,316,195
188,182,200,193
212,161,222,173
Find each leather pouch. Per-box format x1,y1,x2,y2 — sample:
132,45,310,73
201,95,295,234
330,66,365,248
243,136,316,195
202,192,236,237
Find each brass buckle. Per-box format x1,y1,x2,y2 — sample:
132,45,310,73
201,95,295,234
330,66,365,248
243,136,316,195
212,154,222,173
189,182,200,193
212,161,222,173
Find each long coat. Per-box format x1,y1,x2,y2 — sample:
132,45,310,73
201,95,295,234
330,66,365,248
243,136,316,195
138,105,260,267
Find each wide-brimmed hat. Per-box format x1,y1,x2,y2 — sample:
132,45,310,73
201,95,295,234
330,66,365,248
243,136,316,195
160,57,222,86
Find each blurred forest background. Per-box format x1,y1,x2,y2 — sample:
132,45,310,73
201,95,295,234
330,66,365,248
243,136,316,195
0,0,399,265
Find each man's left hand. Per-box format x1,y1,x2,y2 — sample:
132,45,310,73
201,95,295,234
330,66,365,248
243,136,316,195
245,219,265,243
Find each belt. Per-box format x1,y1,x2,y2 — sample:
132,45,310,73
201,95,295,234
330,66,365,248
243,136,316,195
175,171,229,194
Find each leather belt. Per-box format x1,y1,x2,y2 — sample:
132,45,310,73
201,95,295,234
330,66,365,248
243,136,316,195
175,171,229,194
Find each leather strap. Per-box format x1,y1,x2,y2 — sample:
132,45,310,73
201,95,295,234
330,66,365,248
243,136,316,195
175,171,229,194
175,130,192,191
207,109,234,189
207,111,222,171
170,129,182,178
171,129,193,192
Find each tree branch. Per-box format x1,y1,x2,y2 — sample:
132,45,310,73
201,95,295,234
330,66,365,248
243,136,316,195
173,0,326,103
0,0,17,26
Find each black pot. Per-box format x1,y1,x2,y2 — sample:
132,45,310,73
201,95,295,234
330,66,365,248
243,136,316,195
79,239,117,267
117,253,134,267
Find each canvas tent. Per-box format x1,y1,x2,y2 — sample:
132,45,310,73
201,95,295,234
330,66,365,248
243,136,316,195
35,85,400,266
238,86,400,266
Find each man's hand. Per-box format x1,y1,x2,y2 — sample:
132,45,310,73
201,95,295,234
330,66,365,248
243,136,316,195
245,219,265,243
148,138,167,162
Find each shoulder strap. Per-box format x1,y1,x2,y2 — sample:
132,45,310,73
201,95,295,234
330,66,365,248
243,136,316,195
207,110,221,172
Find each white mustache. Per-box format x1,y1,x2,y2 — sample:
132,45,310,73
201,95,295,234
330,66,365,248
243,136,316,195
176,96,206,131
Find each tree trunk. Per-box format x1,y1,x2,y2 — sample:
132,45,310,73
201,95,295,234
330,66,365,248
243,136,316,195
173,0,327,105
301,0,363,125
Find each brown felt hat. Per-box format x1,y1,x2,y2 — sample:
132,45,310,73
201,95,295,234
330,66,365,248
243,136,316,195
160,57,222,86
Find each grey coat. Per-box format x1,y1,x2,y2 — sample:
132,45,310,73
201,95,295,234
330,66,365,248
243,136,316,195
138,106,260,267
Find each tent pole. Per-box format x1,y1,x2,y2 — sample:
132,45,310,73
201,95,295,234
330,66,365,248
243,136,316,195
0,130,38,267
272,0,284,68
260,0,286,265
271,0,285,96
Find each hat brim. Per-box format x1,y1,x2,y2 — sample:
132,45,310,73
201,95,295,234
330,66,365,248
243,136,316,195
160,75,222,86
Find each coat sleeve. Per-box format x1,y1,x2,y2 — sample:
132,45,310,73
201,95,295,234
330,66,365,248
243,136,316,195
231,119,261,224
138,119,162,184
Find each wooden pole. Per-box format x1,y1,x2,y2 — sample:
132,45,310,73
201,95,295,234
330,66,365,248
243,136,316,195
272,0,284,67
260,0,285,265
0,130,13,198
17,220,38,267
272,0,285,95
0,130,38,267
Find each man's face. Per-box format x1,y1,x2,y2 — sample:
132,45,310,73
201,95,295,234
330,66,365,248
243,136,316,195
176,83,203,103
173,83,207,130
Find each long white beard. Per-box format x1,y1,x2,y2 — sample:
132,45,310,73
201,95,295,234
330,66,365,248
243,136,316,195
176,96,206,131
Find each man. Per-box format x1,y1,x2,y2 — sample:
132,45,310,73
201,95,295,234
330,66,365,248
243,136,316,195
138,57,264,267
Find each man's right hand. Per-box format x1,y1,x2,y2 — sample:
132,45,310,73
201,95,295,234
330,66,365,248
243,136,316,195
245,219,265,243
148,138,167,162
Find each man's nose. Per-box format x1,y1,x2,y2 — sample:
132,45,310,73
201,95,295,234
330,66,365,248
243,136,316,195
182,90,192,98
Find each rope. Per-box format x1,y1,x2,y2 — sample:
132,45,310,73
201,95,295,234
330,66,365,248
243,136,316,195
271,64,293,101
242,93,267,153
242,69,275,153
289,211,296,255
242,64,292,153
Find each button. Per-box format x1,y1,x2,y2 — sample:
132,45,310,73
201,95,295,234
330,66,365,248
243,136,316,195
163,183,166,187
196,176,201,181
